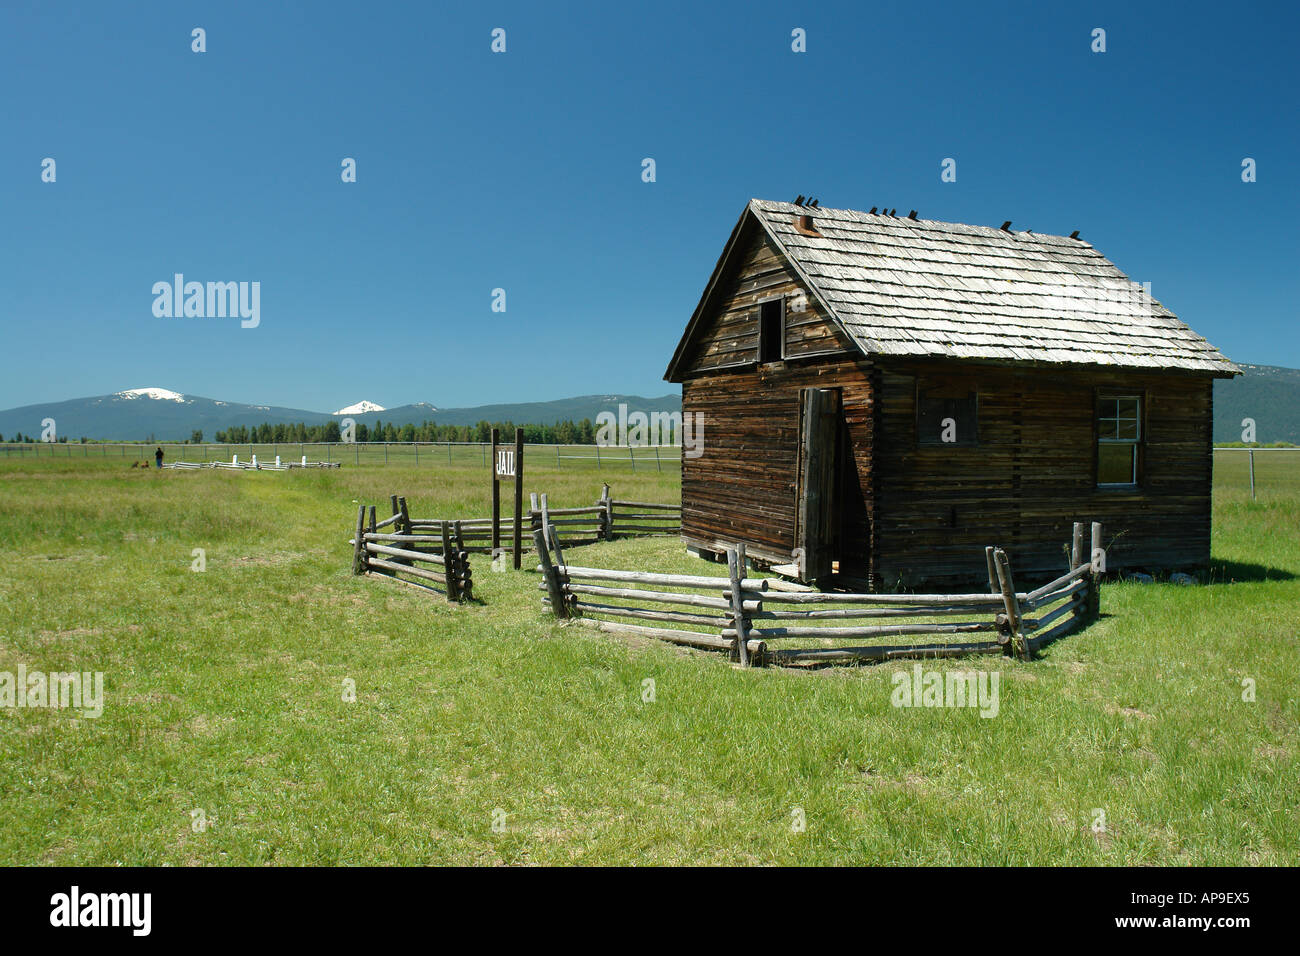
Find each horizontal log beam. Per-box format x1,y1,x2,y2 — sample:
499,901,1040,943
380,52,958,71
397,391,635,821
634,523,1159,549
752,604,993,621
1024,564,1093,604
766,640,1004,665
366,557,448,584
561,600,726,629
364,542,447,565
567,616,764,657
562,582,756,612
553,565,768,591
1021,578,1088,612
724,621,996,640
726,589,1008,606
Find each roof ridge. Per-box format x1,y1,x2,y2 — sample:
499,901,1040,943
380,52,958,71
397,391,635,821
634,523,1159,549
743,198,1240,377
750,197,1082,242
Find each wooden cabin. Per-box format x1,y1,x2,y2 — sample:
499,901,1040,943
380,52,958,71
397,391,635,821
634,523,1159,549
664,199,1240,587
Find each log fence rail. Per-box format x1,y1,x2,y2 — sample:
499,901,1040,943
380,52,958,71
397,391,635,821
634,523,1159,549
348,497,472,602
536,521,1103,667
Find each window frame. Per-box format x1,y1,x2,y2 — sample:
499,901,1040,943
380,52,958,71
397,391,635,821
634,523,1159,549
915,381,980,448
757,295,785,364
1095,392,1144,488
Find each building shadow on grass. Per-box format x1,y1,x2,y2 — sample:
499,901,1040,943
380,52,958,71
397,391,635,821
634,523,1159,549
1205,560,1297,583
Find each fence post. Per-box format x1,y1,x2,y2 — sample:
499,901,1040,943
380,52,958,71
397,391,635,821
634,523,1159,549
994,548,1027,660
599,483,612,540
727,543,752,666
629,445,636,472
984,546,997,594
534,527,568,619
386,496,409,566
1249,448,1256,501
1089,521,1104,621
654,445,661,472
352,505,368,574
1071,522,1084,570
440,521,461,602
454,521,472,601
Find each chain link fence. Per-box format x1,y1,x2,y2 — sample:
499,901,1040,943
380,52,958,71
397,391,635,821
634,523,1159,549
0,441,684,472
6,443,1294,492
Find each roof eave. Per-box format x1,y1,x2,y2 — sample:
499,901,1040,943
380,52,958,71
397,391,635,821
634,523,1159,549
663,205,756,383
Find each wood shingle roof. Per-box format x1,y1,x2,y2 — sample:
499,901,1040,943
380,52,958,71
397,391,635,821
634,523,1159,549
666,199,1240,379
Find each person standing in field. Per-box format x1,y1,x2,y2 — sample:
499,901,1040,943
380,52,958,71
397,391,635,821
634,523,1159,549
155,446,163,469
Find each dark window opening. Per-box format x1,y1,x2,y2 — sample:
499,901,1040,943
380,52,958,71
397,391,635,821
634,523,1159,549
1097,395,1141,486
917,389,978,446
758,299,783,363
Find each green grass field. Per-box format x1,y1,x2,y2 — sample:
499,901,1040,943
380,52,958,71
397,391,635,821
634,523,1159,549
0,454,1296,865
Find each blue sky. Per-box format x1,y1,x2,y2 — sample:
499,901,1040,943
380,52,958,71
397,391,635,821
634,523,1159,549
2,0,1295,411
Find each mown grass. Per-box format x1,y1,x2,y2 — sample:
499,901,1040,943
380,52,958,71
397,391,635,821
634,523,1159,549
0,455,1295,865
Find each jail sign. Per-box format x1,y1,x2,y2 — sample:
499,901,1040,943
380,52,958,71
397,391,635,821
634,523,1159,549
495,449,516,478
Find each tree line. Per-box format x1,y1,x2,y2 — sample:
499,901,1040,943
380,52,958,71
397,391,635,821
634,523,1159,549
211,418,601,445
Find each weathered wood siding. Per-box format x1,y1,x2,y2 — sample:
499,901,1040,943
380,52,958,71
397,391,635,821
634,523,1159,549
681,360,874,566
680,226,853,371
678,220,871,566
871,360,1215,586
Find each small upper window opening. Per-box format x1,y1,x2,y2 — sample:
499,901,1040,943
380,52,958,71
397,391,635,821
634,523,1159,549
759,299,784,363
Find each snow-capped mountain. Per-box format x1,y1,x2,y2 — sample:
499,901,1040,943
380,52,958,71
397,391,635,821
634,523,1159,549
116,387,188,403
333,401,386,415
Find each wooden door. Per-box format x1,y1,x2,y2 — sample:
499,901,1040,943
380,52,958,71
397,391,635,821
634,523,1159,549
795,387,840,580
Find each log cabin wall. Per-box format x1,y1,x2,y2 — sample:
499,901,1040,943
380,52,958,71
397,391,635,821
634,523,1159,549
677,224,874,568
871,358,1215,587
681,360,873,567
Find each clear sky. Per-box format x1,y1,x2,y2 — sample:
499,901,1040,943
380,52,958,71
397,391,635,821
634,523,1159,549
2,0,1295,411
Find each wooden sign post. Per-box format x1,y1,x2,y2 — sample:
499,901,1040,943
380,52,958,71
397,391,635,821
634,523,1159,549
491,427,525,569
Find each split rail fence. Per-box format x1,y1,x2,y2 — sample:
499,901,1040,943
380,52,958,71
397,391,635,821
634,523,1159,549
346,484,678,598
348,496,473,602
535,521,1104,667
349,484,679,560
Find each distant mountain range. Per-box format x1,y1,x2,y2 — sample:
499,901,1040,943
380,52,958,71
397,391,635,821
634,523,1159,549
0,388,682,441
1213,364,1300,444
0,364,1292,443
